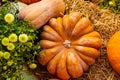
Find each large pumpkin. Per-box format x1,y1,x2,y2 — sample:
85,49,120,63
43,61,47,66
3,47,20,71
38,12,102,79
107,31,120,74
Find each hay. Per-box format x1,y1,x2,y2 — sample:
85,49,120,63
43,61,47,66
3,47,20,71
64,0,120,79
35,0,120,79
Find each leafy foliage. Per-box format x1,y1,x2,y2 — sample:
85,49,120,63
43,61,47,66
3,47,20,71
100,0,120,14
0,2,40,80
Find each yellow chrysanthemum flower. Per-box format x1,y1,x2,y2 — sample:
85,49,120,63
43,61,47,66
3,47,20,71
7,43,15,51
3,66,7,70
0,51,3,57
2,0,7,2
29,63,37,69
3,52,11,59
2,37,9,46
4,13,14,23
7,60,13,66
109,1,115,6
8,33,17,42
19,34,28,43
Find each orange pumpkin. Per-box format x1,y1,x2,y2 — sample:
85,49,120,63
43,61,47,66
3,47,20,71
38,12,102,79
107,31,120,74
19,0,40,4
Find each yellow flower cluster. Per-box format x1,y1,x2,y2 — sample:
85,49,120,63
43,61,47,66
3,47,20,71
0,33,29,69
0,51,13,70
1,33,28,51
2,34,16,51
0,51,10,60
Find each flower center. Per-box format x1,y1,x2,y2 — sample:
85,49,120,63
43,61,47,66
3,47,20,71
63,40,71,48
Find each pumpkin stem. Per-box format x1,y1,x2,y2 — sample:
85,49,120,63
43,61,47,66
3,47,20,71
63,40,71,48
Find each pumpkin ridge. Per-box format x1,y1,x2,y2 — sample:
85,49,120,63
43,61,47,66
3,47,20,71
62,14,70,39
70,17,90,40
46,46,66,65
43,25,63,41
76,51,95,65
72,48,89,65
57,17,68,40
57,49,70,79
72,46,100,58
40,32,60,42
78,55,89,71
38,46,65,65
39,40,61,49
63,12,81,39
70,25,94,41
72,37,102,49
79,31,101,38
73,49,89,71
47,48,66,75
67,12,81,38
49,18,66,40
66,49,83,78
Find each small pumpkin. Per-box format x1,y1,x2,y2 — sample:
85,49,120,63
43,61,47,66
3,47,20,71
38,12,102,79
19,0,40,4
107,31,120,74
18,0,65,29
